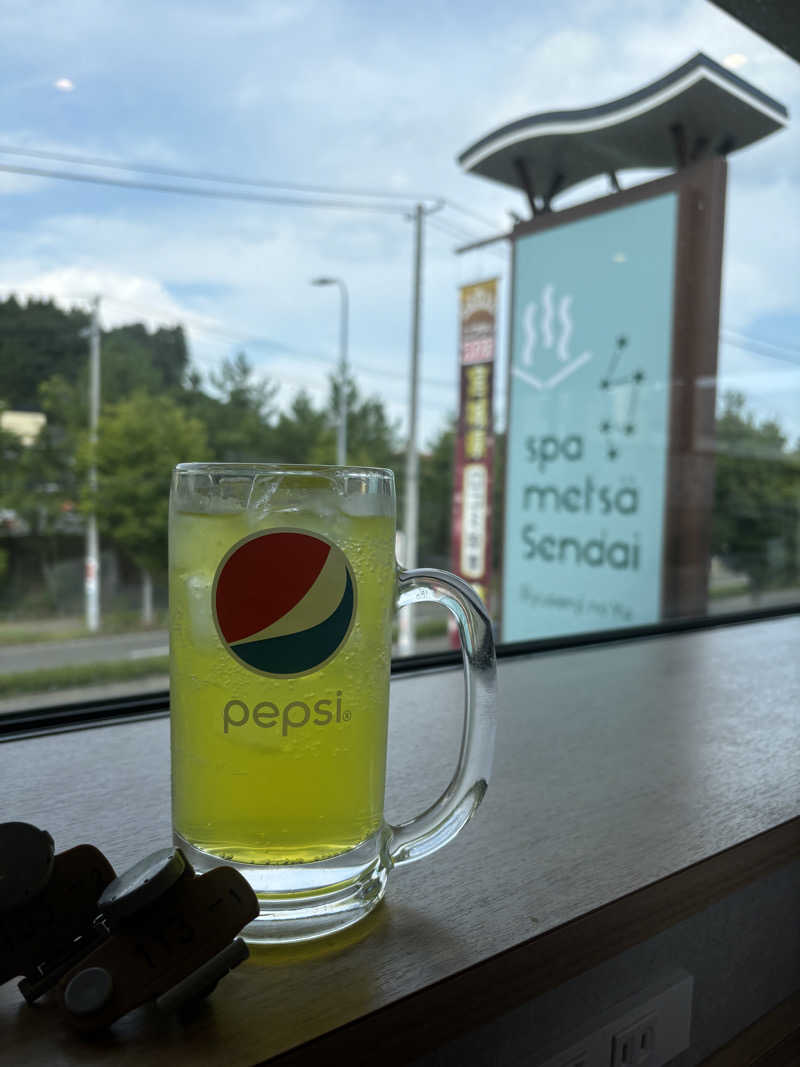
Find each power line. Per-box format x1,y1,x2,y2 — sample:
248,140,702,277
427,212,503,248
197,355,449,415
0,144,501,237
351,360,453,391
7,284,797,402
720,329,800,366
194,337,455,393
0,142,441,203
0,161,416,213
427,216,508,262
442,198,501,230
73,291,457,391
86,290,456,386
3,285,796,374
428,216,479,243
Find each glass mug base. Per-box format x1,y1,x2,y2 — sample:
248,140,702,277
173,829,389,943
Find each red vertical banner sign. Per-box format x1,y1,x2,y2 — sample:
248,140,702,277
450,279,497,610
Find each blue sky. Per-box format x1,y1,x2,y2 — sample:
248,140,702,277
0,0,798,446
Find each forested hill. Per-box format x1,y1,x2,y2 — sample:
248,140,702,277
0,294,459,585
0,296,188,411
1,295,796,600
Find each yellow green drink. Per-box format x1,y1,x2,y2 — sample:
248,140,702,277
169,475,396,866
169,462,495,943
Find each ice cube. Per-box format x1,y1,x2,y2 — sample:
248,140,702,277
247,473,282,518
187,574,218,647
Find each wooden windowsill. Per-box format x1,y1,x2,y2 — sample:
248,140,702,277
1,615,798,1065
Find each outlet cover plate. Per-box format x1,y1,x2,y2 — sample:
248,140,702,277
535,971,693,1067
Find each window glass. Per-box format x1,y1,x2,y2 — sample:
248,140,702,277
0,2,797,714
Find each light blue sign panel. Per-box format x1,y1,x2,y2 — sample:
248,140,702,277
502,192,678,641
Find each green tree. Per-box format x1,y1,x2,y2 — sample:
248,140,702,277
0,298,195,546
417,419,456,568
182,352,278,461
271,390,329,464
0,416,23,588
319,376,400,469
87,391,209,622
209,351,275,414
0,295,190,413
0,296,89,411
491,430,506,574
99,323,190,404
268,375,400,468
712,392,800,595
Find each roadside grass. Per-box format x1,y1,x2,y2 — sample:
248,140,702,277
708,582,800,601
0,625,92,646
0,614,167,646
708,582,750,600
1,616,448,647
0,617,450,698
12,587,800,700
0,656,169,698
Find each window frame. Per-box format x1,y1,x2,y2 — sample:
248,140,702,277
2,599,797,742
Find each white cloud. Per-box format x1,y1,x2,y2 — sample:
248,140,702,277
0,0,796,445
0,170,45,193
0,266,218,333
721,176,800,329
717,342,800,443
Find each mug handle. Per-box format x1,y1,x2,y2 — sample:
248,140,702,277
387,569,497,868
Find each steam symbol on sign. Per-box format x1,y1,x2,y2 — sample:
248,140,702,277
513,283,592,391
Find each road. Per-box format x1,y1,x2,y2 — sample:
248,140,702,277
2,585,798,714
0,624,451,715
0,600,454,676
0,627,454,677
0,630,171,674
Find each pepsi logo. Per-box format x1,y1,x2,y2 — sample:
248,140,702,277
213,530,356,678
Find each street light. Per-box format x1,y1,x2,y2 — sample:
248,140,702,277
311,276,349,465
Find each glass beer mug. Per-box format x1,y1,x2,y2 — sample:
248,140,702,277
169,463,495,941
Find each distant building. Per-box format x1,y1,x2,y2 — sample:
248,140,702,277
1,410,46,446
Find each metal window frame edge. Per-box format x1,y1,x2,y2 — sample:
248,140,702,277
1,602,797,742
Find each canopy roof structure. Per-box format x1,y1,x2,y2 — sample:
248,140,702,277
458,53,788,213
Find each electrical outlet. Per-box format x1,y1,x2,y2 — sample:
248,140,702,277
611,1012,657,1066
533,971,692,1067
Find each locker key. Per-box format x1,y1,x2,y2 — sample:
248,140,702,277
0,821,116,1002
0,823,259,1033
55,847,259,1032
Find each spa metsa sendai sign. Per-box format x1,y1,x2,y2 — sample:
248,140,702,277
501,192,677,641
497,160,729,641
456,53,786,642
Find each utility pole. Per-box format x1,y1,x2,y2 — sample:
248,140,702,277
336,282,348,466
311,276,349,465
85,295,101,633
398,201,440,655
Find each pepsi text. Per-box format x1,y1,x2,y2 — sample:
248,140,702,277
223,691,351,736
